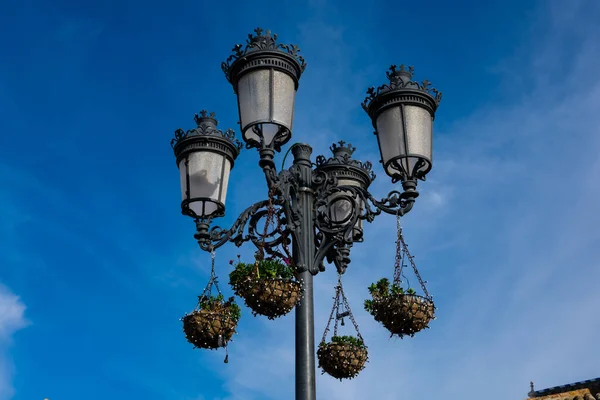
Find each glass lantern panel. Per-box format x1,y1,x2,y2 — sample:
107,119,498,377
179,159,188,200
330,197,353,223
178,151,231,217
271,70,296,130
338,178,363,236
237,69,270,132
328,178,363,234
404,105,432,162
375,106,407,168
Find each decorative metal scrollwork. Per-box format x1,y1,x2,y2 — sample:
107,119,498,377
193,141,421,277
194,199,291,261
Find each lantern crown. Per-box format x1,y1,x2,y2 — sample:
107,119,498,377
171,110,242,152
221,27,307,85
361,64,442,116
316,141,376,186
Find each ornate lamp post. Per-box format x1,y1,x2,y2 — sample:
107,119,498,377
171,28,441,400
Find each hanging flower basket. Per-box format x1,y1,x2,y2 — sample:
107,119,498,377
182,294,241,349
317,335,368,380
229,257,302,320
364,278,435,338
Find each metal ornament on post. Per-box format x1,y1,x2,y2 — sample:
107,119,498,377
171,27,442,400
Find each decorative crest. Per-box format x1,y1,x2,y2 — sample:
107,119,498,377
330,140,356,157
362,64,442,112
221,27,307,82
171,110,242,150
316,141,376,183
194,110,217,126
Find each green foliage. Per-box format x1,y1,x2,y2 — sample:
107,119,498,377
229,257,295,288
198,294,241,322
390,284,404,296
320,335,366,349
364,278,418,314
363,299,374,313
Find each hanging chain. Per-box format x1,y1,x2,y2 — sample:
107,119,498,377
333,281,343,337
393,212,404,285
393,213,430,299
200,247,222,303
399,231,431,300
401,249,411,290
339,276,363,342
321,274,363,343
321,286,339,344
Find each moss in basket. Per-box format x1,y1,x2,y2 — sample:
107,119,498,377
229,256,295,288
198,294,241,322
320,335,367,349
364,278,417,313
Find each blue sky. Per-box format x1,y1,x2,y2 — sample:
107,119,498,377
1,0,600,399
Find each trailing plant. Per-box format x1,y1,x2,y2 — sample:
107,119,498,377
364,278,417,313
364,277,434,338
322,335,366,349
229,256,295,288
228,255,301,320
317,334,368,380
198,294,241,322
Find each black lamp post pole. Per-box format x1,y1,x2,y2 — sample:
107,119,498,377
292,144,317,400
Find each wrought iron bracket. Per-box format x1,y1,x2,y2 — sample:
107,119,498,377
193,145,419,277
311,177,418,275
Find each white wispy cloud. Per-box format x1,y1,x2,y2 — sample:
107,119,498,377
0,284,28,399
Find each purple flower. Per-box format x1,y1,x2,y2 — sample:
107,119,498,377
229,260,234,265
283,257,291,266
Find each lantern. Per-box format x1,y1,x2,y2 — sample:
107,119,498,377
362,65,442,183
222,28,306,151
316,141,375,242
171,111,242,219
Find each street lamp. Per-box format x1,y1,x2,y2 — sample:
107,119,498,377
171,28,441,400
